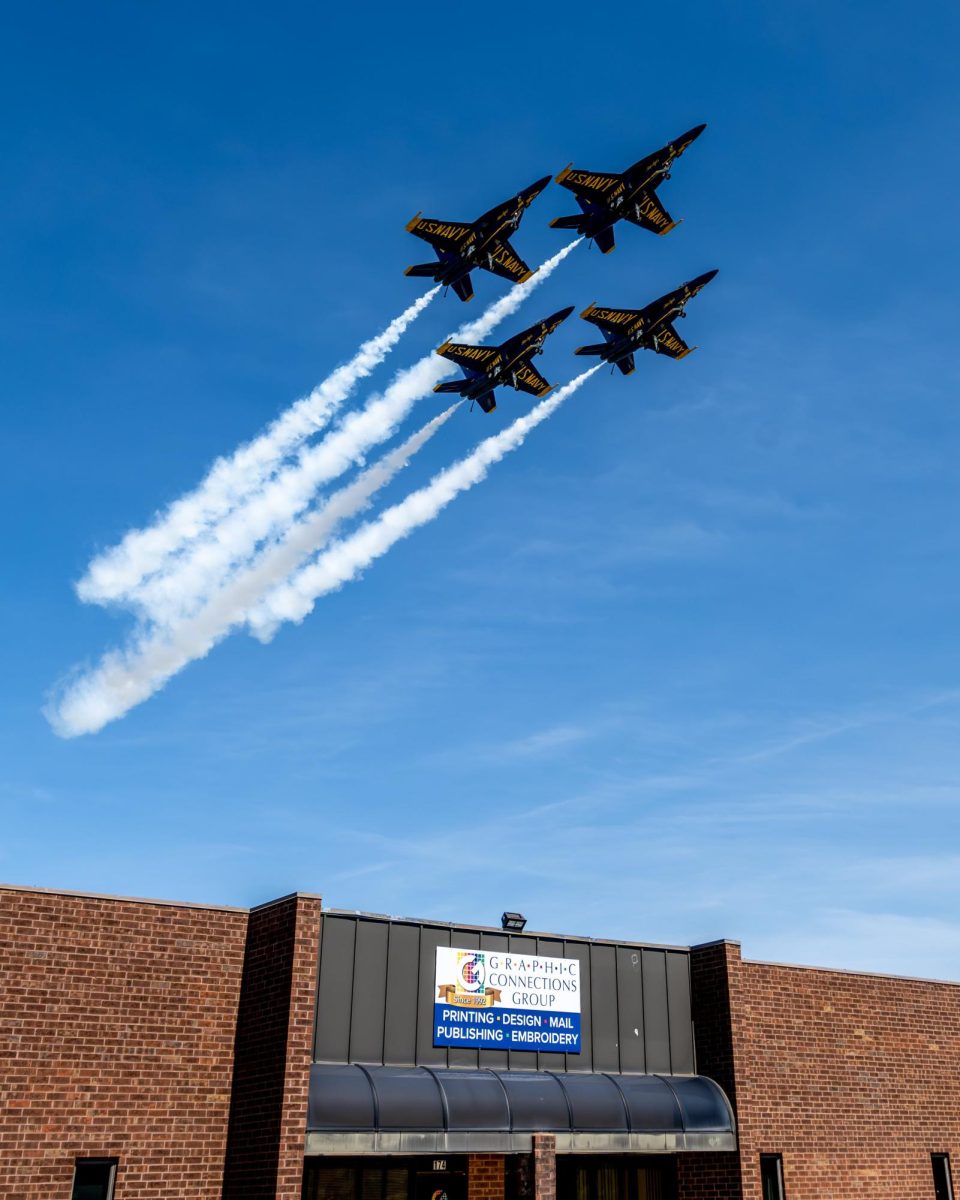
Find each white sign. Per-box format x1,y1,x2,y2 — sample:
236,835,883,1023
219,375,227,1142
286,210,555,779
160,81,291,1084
434,945,581,1052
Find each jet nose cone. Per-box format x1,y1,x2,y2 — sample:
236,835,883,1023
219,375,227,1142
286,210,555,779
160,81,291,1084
524,175,553,200
688,123,707,140
556,305,575,322
690,269,719,291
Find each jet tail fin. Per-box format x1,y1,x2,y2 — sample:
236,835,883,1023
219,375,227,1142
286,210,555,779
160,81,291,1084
549,214,586,231
574,343,607,357
433,379,470,395
593,226,616,254
405,262,442,279
451,274,474,302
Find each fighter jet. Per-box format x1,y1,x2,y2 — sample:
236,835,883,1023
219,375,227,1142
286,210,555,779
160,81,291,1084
550,125,706,255
404,176,551,302
575,270,718,375
433,307,575,413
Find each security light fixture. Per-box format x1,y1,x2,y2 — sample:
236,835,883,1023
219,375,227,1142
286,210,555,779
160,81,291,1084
501,911,527,931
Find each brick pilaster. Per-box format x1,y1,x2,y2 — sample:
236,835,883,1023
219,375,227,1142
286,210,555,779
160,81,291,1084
684,940,744,1200
533,1134,556,1200
222,892,322,1200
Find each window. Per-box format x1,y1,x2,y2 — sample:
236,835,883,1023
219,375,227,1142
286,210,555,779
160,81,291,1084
71,1159,117,1200
760,1155,785,1200
556,1157,676,1200
933,1155,955,1200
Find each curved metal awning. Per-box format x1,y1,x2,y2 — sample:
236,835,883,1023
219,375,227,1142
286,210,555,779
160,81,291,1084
305,1065,736,1155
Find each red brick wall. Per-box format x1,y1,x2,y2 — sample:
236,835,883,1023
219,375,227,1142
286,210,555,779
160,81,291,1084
469,1154,505,1200
0,885,248,1200
693,940,960,1200
221,892,321,1200
676,1152,742,1200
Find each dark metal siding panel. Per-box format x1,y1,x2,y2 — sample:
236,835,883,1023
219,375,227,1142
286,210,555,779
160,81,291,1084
507,934,539,1071
589,943,620,1073
666,951,694,1074
535,937,565,1071
563,940,592,1071
616,945,646,1074
446,929,480,1069
314,915,356,1063
313,914,697,1079
416,926,450,1066
383,921,420,1066
349,919,389,1064
477,931,509,1069
642,949,671,1073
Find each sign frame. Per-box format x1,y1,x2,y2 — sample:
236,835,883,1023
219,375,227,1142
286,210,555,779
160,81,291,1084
433,945,582,1053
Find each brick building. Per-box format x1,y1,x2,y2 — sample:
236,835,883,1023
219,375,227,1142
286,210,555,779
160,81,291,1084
1,882,957,1200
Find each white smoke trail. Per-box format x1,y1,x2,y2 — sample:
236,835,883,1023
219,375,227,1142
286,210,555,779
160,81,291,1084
247,366,601,641
126,240,581,628
47,406,459,739
76,289,439,607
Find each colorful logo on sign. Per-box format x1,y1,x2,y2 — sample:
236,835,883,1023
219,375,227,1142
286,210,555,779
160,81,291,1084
437,951,500,1009
457,952,485,992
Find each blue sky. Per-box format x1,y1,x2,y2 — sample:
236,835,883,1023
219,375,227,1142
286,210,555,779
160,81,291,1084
4,2,960,978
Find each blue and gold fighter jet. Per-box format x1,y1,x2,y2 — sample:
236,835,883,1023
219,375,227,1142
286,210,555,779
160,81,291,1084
404,176,551,302
433,307,574,413
550,125,705,254
575,270,718,374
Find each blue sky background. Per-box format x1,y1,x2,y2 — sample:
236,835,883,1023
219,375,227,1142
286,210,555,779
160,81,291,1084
4,2,960,977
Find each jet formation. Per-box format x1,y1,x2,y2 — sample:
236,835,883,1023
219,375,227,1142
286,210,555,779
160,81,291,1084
403,125,717,413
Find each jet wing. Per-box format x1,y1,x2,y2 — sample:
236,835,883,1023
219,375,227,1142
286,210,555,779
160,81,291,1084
580,304,645,335
653,322,694,360
624,190,677,236
406,215,475,249
555,165,625,201
483,238,536,284
435,341,501,373
512,360,554,398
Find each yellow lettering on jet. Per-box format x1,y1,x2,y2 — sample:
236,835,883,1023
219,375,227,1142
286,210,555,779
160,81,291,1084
569,172,616,193
638,197,669,228
515,364,548,393
592,308,634,326
417,220,469,241
492,245,523,276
